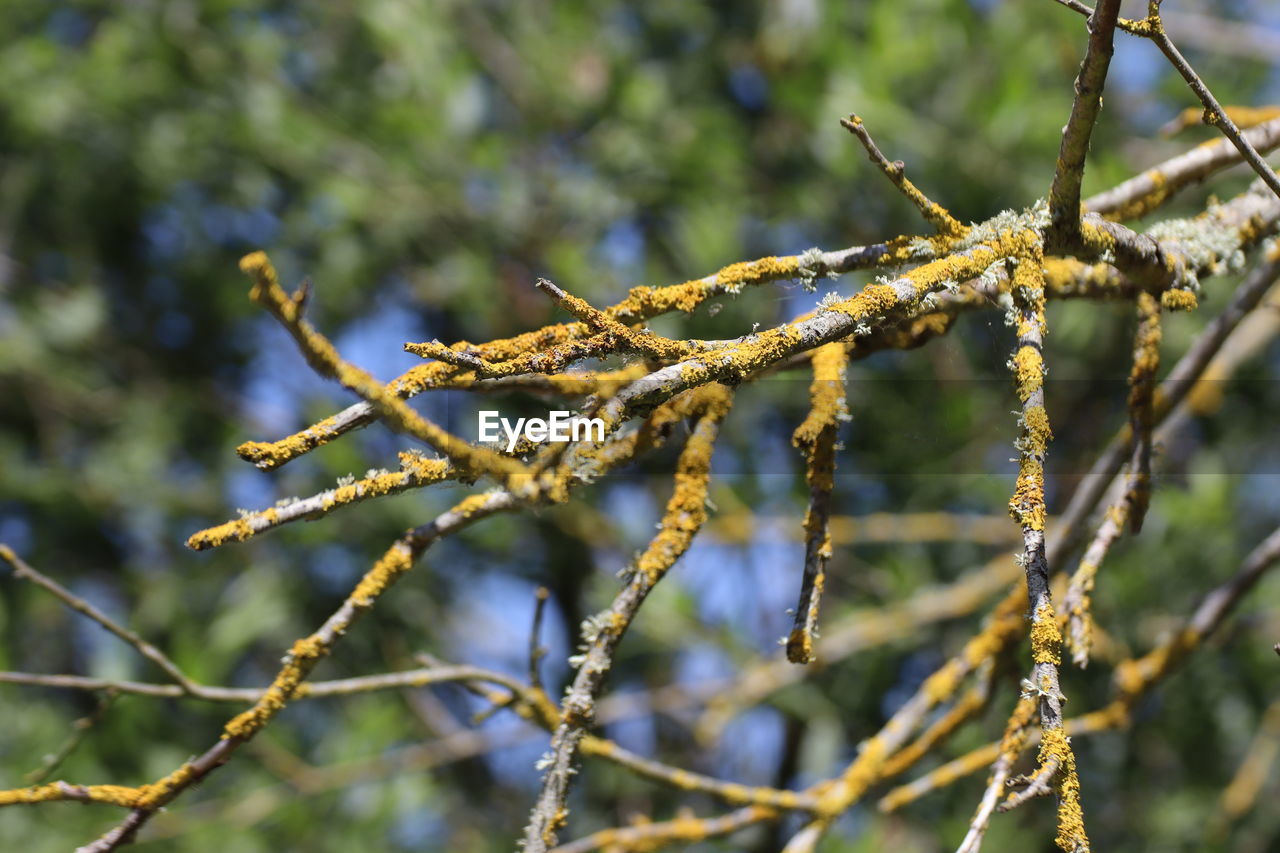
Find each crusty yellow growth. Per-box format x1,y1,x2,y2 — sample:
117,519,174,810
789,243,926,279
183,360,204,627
785,569,824,664
1010,460,1047,532
614,255,802,318
189,455,452,550
406,330,622,379
450,491,498,521
237,233,946,472
222,635,328,739
238,234,941,472
1007,249,1051,532
239,252,530,492
237,411,347,469
833,283,899,319
1031,602,1063,665
347,541,415,608
675,231,1041,394
1012,347,1045,403
836,229,1041,323
1078,219,1118,256
236,362,479,468
841,114,967,237
787,343,846,664
922,585,1025,703
0,782,145,808
1160,289,1198,311
240,251,281,296
580,805,777,850
634,386,732,583
1023,405,1052,456
814,737,889,816
1128,295,1163,379
792,343,849,455
0,768,195,810
221,539,419,739
497,365,648,396
1102,169,1170,222
134,762,198,808
1043,257,1129,298
1039,727,1089,853
1113,628,1200,698
711,256,802,290
873,233,950,267
1125,293,1162,533
538,282,693,360
187,508,280,551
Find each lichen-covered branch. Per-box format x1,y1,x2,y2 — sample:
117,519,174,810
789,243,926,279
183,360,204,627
1004,245,1088,852
520,385,733,852
239,252,532,490
786,342,849,663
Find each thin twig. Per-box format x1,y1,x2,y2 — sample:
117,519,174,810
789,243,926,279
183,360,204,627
528,586,550,693
1,546,198,693
840,114,965,236
25,690,118,785
1141,3,1280,201
186,451,453,550
954,695,1037,853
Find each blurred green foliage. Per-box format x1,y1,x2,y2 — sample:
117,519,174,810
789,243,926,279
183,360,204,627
2,1,1280,850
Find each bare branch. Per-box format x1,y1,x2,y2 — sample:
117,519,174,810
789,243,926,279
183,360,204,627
1047,0,1122,251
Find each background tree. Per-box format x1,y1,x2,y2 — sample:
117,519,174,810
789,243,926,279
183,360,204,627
2,1,1280,851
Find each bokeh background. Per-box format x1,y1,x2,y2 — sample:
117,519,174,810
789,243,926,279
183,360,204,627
2,1,1280,850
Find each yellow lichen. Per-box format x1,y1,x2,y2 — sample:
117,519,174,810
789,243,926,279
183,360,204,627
1160,289,1198,311
1009,459,1047,530
1030,603,1063,665
612,254,800,319
1079,220,1118,255
1103,169,1170,222
236,411,345,469
0,783,144,808
187,455,453,551
715,255,801,289
1038,727,1089,852
792,343,849,451
816,736,889,815
222,634,328,740
1023,405,1052,456
1012,346,1044,402
634,387,731,583
134,763,198,809
238,252,530,492
348,542,415,607
1043,257,1128,297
